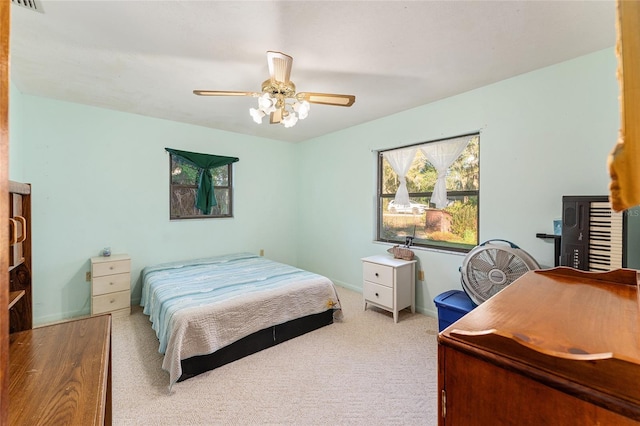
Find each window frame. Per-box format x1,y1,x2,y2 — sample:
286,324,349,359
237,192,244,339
169,154,234,220
376,133,480,253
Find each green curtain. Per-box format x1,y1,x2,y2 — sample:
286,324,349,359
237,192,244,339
166,148,239,214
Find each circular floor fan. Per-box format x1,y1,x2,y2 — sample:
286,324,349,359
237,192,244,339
460,239,540,306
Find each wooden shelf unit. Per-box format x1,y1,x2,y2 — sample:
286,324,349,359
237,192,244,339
8,181,32,334
8,257,24,273
7,290,24,310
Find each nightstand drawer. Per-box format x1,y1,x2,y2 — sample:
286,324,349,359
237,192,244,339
363,262,393,287
363,281,393,309
92,290,130,315
92,259,131,277
92,272,130,296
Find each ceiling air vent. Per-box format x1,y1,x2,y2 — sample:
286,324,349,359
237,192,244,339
11,0,44,13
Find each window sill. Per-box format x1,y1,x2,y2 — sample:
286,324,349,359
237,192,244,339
373,240,467,257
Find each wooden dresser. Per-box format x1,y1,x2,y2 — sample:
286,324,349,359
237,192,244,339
438,267,640,425
9,315,112,425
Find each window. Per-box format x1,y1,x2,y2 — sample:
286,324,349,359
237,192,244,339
377,133,479,252
168,148,238,220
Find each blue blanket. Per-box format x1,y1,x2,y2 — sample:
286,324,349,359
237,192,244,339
140,253,337,355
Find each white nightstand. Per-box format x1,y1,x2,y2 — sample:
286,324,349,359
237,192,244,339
361,255,416,323
90,254,131,318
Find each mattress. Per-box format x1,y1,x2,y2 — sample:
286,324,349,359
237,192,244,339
140,252,342,386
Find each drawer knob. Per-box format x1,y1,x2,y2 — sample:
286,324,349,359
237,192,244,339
375,273,379,277
110,299,115,304
375,292,379,297
109,282,114,285
109,266,115,270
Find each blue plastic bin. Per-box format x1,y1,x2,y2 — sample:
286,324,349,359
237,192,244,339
434,290,476,332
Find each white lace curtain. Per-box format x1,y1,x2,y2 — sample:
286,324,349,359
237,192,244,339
383,148,417,206
419,135,471,209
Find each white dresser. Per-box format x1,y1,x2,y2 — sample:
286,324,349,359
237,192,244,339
361,255,416,323
90,254,131,318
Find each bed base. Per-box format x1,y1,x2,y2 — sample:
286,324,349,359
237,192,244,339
177,309,334,382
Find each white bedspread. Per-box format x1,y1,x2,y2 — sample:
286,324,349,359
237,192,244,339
140,253,341,386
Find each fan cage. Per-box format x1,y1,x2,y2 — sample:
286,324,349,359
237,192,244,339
461,240,540,305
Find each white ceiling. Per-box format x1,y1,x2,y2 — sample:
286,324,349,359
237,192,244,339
9,0,616,143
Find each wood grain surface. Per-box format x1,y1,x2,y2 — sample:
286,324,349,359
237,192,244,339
9,315,112,425
1,0,10,423
439,267,640,424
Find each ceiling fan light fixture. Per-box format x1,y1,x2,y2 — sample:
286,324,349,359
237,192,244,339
293,100,310,120
249,107,265,124
258,93,277,113
195,51,355,130
281,112,298,128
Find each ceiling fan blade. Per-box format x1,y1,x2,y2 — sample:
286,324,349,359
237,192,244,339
267,51,293,83
296,92,355,107
270,108,283,124
193,90,260,97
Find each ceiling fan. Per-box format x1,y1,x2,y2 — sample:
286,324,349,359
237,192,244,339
193,51,356,128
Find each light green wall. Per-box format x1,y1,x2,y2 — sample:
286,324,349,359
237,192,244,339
11,47,638,323
10,96,298,324
9,82,25,181
296,48,634,316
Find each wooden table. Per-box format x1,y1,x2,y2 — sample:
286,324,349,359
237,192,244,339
9,315,112,425
438,267,640,425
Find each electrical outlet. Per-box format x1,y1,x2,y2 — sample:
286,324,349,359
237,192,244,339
86,272,91,282
259,249,264,256
418,270,424,281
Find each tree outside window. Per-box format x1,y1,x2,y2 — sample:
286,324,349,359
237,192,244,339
377,134,479,252
170,154,234,219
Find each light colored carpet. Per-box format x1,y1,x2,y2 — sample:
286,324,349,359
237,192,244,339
111,286,440,425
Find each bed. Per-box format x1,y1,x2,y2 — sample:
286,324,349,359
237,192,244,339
140,252,342,386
